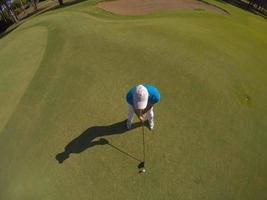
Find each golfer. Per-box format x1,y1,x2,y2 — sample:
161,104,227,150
126,84,160,130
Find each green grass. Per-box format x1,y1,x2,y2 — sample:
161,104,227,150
0,0,267,199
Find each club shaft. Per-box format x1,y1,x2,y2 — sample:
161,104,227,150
142,123,145,164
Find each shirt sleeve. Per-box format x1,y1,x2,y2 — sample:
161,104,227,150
148,86,160,104
126,87,135,106
150,92,160,104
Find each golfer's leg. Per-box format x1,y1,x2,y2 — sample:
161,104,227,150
147,107,154,129
127,105,134,129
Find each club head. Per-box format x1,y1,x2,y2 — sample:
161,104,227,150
139,168,146,173
138,162,145,169
138,162,146,173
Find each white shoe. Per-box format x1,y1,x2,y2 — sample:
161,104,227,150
127,120,132,129
148,120,154,130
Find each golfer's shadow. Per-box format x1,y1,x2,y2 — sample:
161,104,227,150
55,120,142,164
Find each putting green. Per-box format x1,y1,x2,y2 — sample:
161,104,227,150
0,0,267,199
0,26,48,131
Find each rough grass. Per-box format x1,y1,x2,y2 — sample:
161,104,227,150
0,0,267,199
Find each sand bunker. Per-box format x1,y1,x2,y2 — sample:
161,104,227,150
97,0,228,15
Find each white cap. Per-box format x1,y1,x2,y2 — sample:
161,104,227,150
133,85,149,109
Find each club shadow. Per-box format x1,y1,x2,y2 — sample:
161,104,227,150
103,139,142,162
55,120,142,164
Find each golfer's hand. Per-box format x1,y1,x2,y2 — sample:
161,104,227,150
139,115,145,123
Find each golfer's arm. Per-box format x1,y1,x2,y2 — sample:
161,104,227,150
143,104,153,114
134,108,141,117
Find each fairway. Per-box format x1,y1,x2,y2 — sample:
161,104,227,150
0,0,267,199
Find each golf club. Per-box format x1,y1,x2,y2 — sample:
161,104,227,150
138,114,146,173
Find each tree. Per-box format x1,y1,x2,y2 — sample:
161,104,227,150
0,0,18,23
58,0,64,6
248,0,267,11
0,2,15,32
31,0,38,11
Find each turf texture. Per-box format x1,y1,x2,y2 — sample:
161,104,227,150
0,0,267,199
